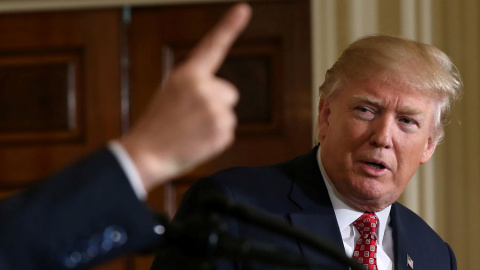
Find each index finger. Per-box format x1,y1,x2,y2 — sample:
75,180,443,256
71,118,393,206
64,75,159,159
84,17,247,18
187,3,252,75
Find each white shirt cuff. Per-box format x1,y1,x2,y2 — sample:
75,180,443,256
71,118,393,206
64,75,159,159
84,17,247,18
108,140,148,201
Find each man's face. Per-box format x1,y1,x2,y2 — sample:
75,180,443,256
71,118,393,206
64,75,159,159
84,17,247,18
318,77,438,212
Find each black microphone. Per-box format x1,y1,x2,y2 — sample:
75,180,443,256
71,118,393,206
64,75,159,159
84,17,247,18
160,210,327,269
198,193,364,270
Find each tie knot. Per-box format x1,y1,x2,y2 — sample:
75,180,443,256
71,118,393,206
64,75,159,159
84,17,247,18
354,212,379,237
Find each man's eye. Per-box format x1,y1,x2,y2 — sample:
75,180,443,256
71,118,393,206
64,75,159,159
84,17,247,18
358,107,369,113
399,118,415,125
355,107,375,120
356,107,373,114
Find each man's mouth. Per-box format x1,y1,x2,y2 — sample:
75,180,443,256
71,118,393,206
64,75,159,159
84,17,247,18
365,162,386,170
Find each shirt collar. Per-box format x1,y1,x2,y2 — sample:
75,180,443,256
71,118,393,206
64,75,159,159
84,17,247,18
316,147,391,243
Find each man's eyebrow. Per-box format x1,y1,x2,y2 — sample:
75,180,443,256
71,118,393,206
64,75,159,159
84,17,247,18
351,95,382,106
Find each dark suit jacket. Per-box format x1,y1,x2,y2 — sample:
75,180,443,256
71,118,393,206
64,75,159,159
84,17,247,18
0,148,163,270
151,146,456,270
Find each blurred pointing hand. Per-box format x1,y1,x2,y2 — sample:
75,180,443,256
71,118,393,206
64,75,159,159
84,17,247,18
119,3,252,191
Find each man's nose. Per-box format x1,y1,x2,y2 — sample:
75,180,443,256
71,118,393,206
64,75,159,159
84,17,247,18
369,116,393,149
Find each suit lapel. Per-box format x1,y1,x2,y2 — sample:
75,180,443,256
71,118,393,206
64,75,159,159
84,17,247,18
283,147,416,270
289,213,347,270
390,203,410,270
285,146,348,270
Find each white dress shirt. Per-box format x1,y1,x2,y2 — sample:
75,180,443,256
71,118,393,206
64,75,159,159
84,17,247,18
108,140,148,201
317,148,395,270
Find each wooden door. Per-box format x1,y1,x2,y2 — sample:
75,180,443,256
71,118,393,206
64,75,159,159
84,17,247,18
0,8,128,270
0,0,312,269
128,0,312,268
0,9,123,194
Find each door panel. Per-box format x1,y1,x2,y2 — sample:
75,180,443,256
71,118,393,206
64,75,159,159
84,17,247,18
0,9,123,193
129,0,312,267
0,9,126,270
0,1,312,269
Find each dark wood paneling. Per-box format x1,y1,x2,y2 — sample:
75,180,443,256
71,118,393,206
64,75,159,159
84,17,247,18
0,50,83,142
127,1,312,268
0,10,123,191
221,56,274,123
168,39,283,135
0,8,126,270
0,1,312,270
130,0,312,211
0,63,72,132
131,2,311,268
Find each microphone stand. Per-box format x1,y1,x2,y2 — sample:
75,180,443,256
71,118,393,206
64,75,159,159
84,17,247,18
199,193,364,270
160,211,328,269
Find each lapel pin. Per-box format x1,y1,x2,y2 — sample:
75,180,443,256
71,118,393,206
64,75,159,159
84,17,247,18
407,254,414,269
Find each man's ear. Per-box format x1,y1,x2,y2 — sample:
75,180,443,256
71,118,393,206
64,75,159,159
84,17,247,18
420,138,437,164
317,99,330,142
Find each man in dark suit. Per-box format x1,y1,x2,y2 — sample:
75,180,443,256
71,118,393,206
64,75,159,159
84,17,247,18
151,35,462,270
0,3,251,269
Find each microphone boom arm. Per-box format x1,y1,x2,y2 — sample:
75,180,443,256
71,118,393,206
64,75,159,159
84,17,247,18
199,193,364,270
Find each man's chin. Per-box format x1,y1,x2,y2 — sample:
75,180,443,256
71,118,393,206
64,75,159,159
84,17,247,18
348,189,397,212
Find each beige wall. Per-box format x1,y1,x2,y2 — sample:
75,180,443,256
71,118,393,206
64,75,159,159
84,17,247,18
312,1,477,269
312,0,439,221
433,1,480,269
1,0,478,269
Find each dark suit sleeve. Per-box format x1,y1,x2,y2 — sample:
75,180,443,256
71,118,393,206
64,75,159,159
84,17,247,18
0,148,164,270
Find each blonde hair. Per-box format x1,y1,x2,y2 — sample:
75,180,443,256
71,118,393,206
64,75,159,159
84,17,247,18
319,35,463,144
